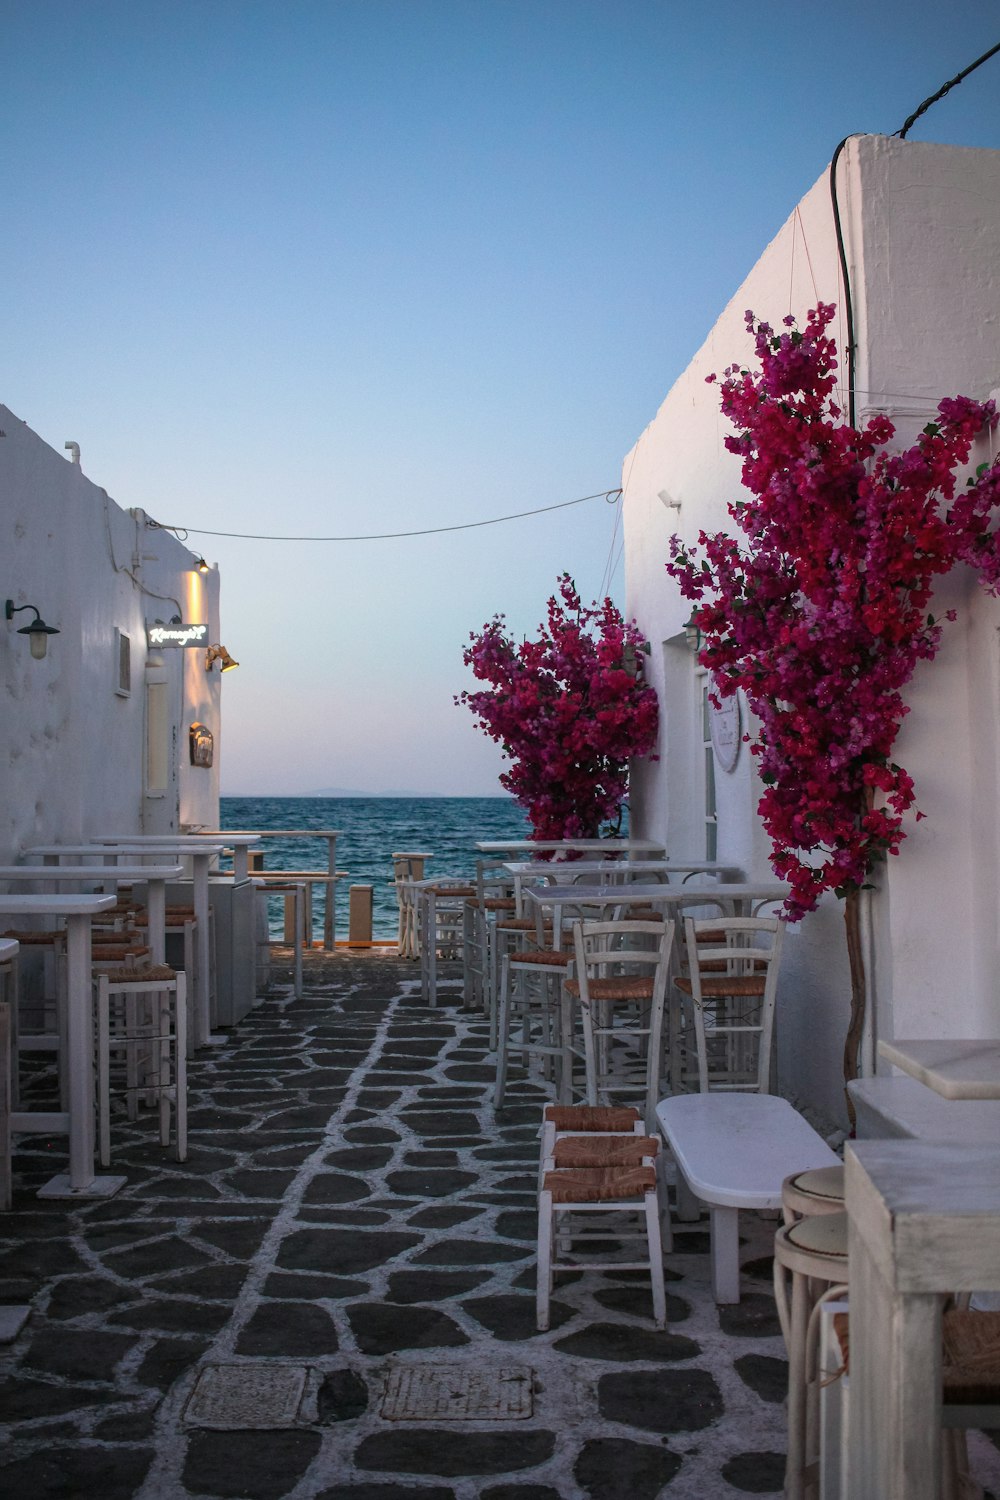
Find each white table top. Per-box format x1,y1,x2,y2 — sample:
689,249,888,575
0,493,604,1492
26,843,226,859
526,881,789,906
476,838,667,855
0,864,183,883
878,1038,1000,1100
0,893,118,916
90,832,262,846
657,1093,839,1209
503,859,742,880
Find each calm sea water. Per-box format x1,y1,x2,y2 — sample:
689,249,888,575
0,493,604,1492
220,796,531,941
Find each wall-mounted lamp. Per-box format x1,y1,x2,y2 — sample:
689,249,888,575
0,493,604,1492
5,599,61,660
658,489,682,512
621,640,652,678
194,557,210,574
683,613,702,656
205,643,239,672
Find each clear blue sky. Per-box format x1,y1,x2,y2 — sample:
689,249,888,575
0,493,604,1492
4,2,999,795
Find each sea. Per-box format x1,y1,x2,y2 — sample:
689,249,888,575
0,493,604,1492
219,796,531,942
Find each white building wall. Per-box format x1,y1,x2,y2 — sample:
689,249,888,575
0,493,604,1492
624,136,1000,1128
1,406,222,859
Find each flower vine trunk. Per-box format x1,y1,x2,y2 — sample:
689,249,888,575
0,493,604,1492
842,884,866,1127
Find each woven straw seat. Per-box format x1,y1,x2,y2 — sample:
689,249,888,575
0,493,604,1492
515,948,572,967
831,1308,1000,1407
674,973,767,998
497,916,541,931
543,1164,657,1203
552,1134,659,1168
544,1103,641,1132
426,884,476,898
101,963,176,984
92,944,150,962
2,929,63,945
565,976,654,1003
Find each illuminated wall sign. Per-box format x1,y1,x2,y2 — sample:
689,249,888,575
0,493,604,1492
146,623,209,647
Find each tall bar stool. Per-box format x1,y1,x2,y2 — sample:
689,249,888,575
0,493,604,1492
1,928,67,1104
494,937,576,1108
95,963,187,1167
773,1210,850,1500
782,1164,845,1225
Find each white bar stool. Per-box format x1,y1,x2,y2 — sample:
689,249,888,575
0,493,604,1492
95,964,187,1167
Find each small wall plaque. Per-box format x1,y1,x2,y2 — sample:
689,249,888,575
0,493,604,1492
189,722,214,768
710,694,741,773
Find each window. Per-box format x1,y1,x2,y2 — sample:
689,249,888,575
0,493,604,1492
114,628,131,697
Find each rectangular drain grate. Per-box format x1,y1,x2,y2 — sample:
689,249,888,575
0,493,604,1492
381,1365,534,1422
184,1363,311,1430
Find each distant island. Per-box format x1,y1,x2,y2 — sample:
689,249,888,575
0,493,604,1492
221,789,511,799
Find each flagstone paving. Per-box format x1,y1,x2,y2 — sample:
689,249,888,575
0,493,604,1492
1,953,997,1499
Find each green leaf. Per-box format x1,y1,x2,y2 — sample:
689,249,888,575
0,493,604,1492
922,422,941,437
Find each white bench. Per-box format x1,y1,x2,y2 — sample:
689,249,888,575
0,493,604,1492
656,1092,840,1304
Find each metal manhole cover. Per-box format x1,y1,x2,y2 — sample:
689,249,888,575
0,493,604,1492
184,1363,311,1430
381,1365,534,1421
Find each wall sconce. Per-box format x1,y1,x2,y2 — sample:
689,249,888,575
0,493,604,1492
683,613,703,656
5,599,61,660
621,640,652,678
206,643,239,672
194,557,210,574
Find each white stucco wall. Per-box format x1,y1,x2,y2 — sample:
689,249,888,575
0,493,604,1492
624,136,1000,1128
1,406,223,859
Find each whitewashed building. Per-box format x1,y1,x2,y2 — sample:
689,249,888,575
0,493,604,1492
623,135,1000,1128
1,407,223,860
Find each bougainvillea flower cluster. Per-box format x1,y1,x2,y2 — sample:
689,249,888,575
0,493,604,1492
667,303,1000,919
458,574,659,841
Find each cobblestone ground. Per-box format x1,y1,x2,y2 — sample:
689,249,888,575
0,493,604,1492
2,953,994,1499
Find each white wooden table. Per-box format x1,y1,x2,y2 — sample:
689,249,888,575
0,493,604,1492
504,860,743,913
27,843,228,1049
877,1038,1000,1099
476,838,667,857
0,864,182,966
657,1093,839,1302
89,832,262,883
845,1140,1000,1499
525,881,789,946
0,892,122,1198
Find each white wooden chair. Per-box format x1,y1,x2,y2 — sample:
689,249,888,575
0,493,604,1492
566,919,675,1131
671,915,785,1093
493,904,577,1107
537,1129,667,1330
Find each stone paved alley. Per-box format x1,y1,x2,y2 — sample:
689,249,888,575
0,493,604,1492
1,953,997,1500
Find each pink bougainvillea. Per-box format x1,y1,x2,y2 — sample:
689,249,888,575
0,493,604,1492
667,302,1000,923
458,575,659,841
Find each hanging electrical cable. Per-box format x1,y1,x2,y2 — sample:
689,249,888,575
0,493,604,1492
148,487,623,544
895,41,1000,139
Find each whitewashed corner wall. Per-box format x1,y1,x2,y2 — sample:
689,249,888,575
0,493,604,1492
624,135,1000,1129
1,405,222,859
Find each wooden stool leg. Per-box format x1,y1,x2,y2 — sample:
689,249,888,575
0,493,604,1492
536,1186,554,1331
0,1000,11,1211
493,956,513,1108
645,1189,668,1329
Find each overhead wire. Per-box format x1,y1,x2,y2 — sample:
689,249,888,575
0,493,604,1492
149,488,623,544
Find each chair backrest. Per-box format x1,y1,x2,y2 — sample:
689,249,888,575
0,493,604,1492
573,919,676,987
680,914,785,1092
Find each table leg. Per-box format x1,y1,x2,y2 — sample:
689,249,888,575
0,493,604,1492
147,878,166,966
709,1205,741,1304
323,836,337,951
192,859,224,1047
847,1217,942,1500
36,914,125,1199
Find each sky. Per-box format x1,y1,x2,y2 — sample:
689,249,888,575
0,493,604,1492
4,2,1000,796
